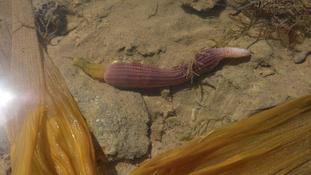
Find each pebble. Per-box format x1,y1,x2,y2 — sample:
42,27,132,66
293,50,311,64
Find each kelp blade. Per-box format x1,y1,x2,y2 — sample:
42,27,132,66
6,0,98,174
131,95,311,175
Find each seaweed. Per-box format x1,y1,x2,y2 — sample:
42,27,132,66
34,0,68,47
232,0,311,48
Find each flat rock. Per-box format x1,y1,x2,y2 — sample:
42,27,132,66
49,55,150,161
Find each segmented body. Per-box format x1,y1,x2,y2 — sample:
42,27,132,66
103,48,250,89
104,63,188,88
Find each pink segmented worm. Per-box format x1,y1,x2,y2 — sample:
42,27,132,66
74,48,251,89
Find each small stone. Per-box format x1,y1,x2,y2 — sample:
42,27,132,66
258,68,275,77
293,50,311,64
161,89,171,101
125,44,138,56
182,0,220,11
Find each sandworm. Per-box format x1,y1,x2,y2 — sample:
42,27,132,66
73,47,251,89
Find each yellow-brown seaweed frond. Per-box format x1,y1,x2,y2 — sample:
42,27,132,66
7,0,98,174
131,95,311,175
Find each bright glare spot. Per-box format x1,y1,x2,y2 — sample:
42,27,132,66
0,86,15,125
0,89,14,108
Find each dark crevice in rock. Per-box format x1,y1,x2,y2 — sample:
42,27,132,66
91,133,118,175
140,96,153,159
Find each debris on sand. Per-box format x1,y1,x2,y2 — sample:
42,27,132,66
34,0,68,46
233,0,311,47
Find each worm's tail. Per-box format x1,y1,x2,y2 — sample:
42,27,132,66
73,58,107,81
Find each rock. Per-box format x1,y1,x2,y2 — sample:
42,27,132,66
293,39,311,64
76,83,150,160
256,67,276,78
125,44,138,56
182,0,220,11
115,162,136,175
143,96,175,141
160,89,172,101
293,50,311,64
52,57,150,161
245,94,291,117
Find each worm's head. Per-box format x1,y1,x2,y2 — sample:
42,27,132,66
223,48,251,58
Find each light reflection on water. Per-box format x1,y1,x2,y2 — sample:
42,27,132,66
0,83,15,125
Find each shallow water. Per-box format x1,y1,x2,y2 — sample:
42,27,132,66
0,0,310,174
